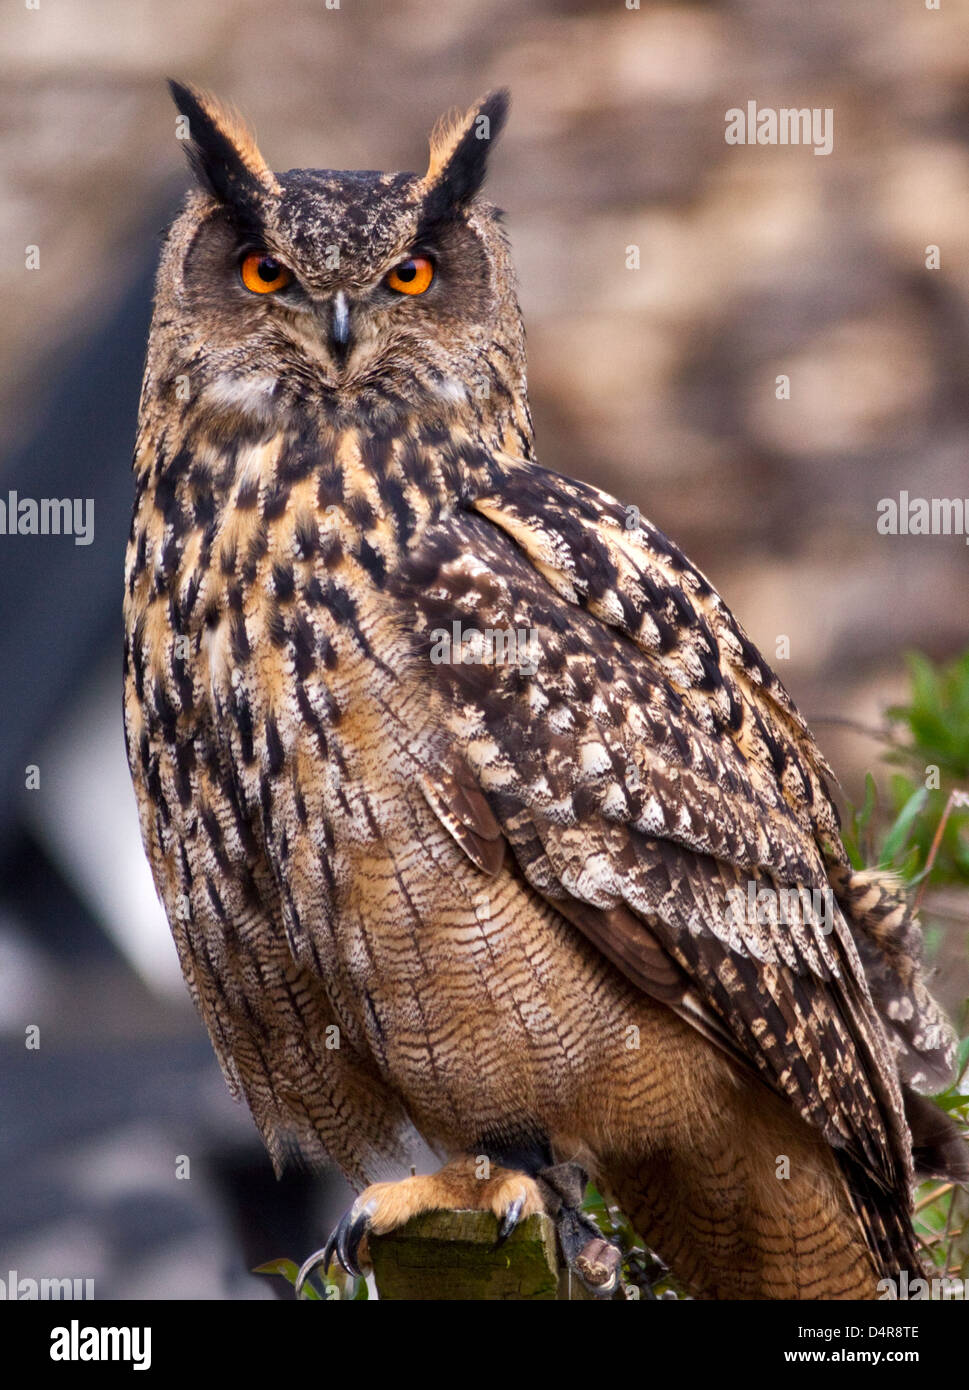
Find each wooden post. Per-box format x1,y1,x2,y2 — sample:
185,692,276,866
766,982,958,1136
368,1209,597,1300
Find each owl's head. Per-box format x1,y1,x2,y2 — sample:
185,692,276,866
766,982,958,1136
153,83,527,444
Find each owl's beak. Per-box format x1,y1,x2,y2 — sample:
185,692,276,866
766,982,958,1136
328,291,352,369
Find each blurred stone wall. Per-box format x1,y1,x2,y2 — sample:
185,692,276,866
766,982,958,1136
3,0,968,795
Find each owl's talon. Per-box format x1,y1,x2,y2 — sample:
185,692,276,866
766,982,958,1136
496,1193,525,1242
295,1244,331,1298
311,1161,544,1285
344,1201,377,1275
335,1198,377,1277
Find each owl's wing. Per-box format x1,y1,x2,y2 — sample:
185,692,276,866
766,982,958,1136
390,452,950,1268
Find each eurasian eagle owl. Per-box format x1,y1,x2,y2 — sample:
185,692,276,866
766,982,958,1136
123,82,967,1299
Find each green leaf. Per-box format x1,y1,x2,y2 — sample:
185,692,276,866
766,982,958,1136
842,773,879,869
956,1035,969,1084
253,1257,301,1283
880,786,929,866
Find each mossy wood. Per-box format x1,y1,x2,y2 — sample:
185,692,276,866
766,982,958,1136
368,1209,594,1300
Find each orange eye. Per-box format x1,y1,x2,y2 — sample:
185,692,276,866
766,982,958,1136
385,256,434,295
240,253,292,294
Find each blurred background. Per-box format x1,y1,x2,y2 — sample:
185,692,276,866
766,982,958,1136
1,0,967,1298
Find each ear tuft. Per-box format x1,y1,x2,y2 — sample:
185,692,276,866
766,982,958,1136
420,89,509,214
168,80,281,207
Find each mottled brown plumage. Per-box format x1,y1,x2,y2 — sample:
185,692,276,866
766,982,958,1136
124,84,966,1299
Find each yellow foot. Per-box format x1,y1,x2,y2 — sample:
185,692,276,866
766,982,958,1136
312,1157,545,1280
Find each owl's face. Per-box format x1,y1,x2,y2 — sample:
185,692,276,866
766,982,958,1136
157,86,521,432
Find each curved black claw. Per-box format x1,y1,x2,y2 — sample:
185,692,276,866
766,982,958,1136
294,1245,329,1299
333,1198,376,1277
496,1194,526,1243
297,1197,376,1292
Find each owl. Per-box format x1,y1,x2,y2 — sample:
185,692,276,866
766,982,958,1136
124,81,967,1300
